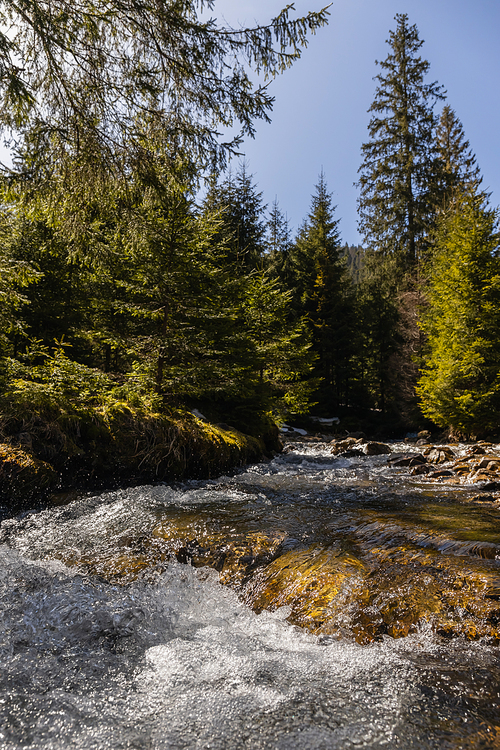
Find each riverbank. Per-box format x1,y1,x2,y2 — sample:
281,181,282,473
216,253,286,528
0,406,279,515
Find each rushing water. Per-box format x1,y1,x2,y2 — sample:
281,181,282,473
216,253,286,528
1,439,500,749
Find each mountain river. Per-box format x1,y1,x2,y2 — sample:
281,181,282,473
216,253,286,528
0,438,499,749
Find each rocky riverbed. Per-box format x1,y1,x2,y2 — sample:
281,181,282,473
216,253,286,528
329,433,500,502
1,434,500,748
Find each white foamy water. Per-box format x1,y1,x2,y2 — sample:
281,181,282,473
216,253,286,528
0,545,432,750
1,441,499,748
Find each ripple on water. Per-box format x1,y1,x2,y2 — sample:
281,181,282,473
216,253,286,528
1,441,500,748
4,545,499,750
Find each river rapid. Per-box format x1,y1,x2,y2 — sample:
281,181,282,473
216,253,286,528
1,438,499,749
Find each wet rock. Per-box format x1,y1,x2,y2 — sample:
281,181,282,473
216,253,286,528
331,437,364,455
340,448,365,457
410,463,433,476
427,469,455,479
151,517,287,586
452,462,473,475
242,545,367,632
469,494,497,503
418,430,432,440
485,588,500,601
468,543,498,560
423,446,456,464
480,481,500,492
469,471,500,484
466,445,486,456
388,453,426,467
477,458,500,471
364,442,392,456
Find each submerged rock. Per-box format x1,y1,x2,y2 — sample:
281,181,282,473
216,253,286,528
468,493,498,503
20,439,500,647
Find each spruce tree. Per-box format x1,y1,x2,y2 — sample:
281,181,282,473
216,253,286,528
202,163,267,271
436,105,482,205
293,172,357,409
357,254,400,413
356,14,445,418
266,198,296,295
417,188,500,436
357,13,444,277
0,2,330,177
294,171,342,308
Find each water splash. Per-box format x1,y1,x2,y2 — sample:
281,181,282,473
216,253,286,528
1,441,500,748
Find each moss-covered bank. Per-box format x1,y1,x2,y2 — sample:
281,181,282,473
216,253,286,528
0,406,279,514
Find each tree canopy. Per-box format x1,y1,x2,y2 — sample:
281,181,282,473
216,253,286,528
0,0,331,177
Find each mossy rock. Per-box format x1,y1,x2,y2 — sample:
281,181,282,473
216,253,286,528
0,405,270,503
0,443,59,505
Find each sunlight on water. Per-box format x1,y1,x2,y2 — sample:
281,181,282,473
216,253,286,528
1,440,500,748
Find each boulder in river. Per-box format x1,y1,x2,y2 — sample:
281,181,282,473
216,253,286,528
410,464,433,476
331,437,364,455
418,430,432,440
364,442,392,456
388,453,427,467
466,445,486,455
423,446,456,464
340,448,365,457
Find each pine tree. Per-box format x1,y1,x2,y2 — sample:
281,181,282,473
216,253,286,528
436,105,482,205
357,13,444,277
417,188,500,436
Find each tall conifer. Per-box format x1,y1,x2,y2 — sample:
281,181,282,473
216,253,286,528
418,189,500,436
294,172,357,408
202,163,266,270
357,14,445,417
436,105,482,206
357,13,444,278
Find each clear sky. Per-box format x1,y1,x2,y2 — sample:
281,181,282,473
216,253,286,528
208,0,500,245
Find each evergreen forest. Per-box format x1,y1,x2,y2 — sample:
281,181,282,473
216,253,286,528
0,3,499,485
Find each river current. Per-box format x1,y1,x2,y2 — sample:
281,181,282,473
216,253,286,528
1,439,499,749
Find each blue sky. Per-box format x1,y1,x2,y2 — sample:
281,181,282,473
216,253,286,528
209,0,500,245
